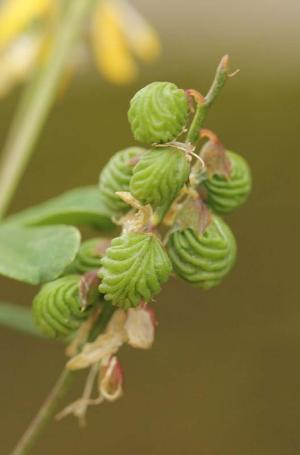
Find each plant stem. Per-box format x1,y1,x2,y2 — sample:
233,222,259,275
0,0,102,453
186,54,233,145
0,0,97,219
186,102,208,146
11,369,75,455
89,302,115,341
10,302,113,455
0,302,42,338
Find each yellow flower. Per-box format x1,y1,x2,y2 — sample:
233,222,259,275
91,0,161,85
0,0,161,97
0,0,52,52
0,0,54,97
0,34,42,97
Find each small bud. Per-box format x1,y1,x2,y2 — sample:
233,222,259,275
32,275,95,339
203,150,252,214
67,238,111,274
99,233,172,309
125,303,157,349
167,215,236,289
99,356,123,402
130,146,190,221
99,147,145,214
128,82,189,144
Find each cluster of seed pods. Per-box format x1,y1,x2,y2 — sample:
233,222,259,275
31,72,251,420
33,77,251,340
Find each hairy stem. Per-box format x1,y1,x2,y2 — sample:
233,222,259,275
186,55,233,145
0,0,96,218
11,369,75,455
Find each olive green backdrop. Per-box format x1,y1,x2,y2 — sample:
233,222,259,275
0,0,299,453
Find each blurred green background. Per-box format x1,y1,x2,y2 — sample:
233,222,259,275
0,0,299,453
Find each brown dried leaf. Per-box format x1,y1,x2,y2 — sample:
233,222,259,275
174,197,212,235
200,130,232,179
79,271,100,310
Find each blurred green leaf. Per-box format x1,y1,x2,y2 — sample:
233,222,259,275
0,224,80,284
0,302,42,337
5,186,114,230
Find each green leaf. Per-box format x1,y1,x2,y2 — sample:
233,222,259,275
0,224,80,284
5,186,114,230
0,302,42,338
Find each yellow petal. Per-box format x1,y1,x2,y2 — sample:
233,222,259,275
0,0,52,51
0,34,41,97
91,0,138,85
114,0,161,62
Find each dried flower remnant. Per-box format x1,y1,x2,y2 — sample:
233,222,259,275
67,310,127,370
59,303,157,422
99,356,124,401
125,304,157,349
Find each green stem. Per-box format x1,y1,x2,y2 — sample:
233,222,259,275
89,302,115,341
0,302,42,338
0,0,103,453
186,103,208,146
11,369,75,455
186,54,232,145
10,302,113,455
0,0,97,219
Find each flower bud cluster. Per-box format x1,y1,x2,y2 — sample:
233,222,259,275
31,57,252,423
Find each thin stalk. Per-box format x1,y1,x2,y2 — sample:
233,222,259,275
186,103,208,146
10,302,113,455
0,0,106,453
186,54,233,145
0,0,97,218
11,369,75,455
89,302,115,341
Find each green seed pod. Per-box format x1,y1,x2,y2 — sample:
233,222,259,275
67,238,111,274
167,215,236,289
32,275,98,339
128,82,189,144
99,147,145,213
203,151,251,214
130,147,190,220
99,232,172,309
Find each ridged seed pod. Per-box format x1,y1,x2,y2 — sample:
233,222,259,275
67,238,110,274
128,82,189,144
167,215,236,289
99,233,172,309
204,151,251,213
32,275,97,338
99,147,145,213
130,147,190,219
